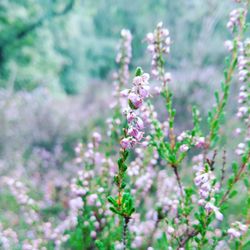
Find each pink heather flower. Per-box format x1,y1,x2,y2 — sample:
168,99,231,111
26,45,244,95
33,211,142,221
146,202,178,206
177,132,188,142
227,21,233,30
128,127,139,137
157,21,163,28
146,33,154,42
128,92,143,109
141,73,150,82
138,85,150,98
238,106,248,116
146,23,171,81
87,194,98,206
180,144,189,152
235,128,242,135
198,199,205,206
194,163,216,201
90,231,97,238
195,137,206,148
134,117,144,130
147,44,155,53
215,229,222,238
235,143,246,155
112,29,132,110
228,228,241,238
195,174,208,185
228,221,248,239
69,197,83,212
153,86,162,95
227,8,244,32
205,202,223,221
120,138,132,149
238,95,247,105
239,91,247,100
133,76,143,85
120,69,150,150
224,40,233,51
133,131,144,141
238,223,248,232
121,29,132,41
195,172,209,188
215,209,224,221
151,69,159,76
167,226,175,234
162,28,169,36
164,72,172,82
127,111,136,123
239,69,248,78
238,57,247,70
92,132,102,145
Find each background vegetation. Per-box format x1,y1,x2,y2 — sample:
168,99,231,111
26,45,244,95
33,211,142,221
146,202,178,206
0,0,249,249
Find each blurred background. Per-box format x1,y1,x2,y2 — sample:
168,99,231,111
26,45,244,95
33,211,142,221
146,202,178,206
0,0,241,190
1,1,249,246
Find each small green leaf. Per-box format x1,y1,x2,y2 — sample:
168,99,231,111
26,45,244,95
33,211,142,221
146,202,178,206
121,182,126,189
124,150,129,159
135,67,143,76
244,178,249,188
110,207,122,215
107,196,118,207
128,99,137,109
128,207,135,216
232,162,238,175
229,190,238,199
243,241,250,250
214,91,219,104
95,240,105,250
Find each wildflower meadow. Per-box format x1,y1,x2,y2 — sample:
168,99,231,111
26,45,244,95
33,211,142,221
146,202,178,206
0,0,250,249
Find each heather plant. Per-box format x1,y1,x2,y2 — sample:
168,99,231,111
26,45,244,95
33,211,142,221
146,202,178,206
1,0,250,250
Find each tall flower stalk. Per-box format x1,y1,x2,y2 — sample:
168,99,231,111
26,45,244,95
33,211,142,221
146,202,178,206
108,67,150,249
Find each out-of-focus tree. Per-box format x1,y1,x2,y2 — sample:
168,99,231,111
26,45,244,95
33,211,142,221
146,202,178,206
0,0,237,95
0,0,75,92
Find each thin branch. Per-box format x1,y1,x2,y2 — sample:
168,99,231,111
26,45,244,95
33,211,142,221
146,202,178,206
123,217,130,250
206,149,217,171
173,166,184,198
220,149,226,188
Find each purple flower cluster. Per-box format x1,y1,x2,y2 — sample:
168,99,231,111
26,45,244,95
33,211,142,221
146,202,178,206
235,38,250,153
194,163,216,200
228,221,248,239
227,8,244,31
3,177,39,224
106,117,121,137
146,22,171,82
177,131,206,153
115,29,132,75
0,223,18,249
111,29,132,109
120,72,150,149
193,157,223,221
238,39,249,82
236,40,249,122
224,40,234,52
75,132,104,166
235,142,246,155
